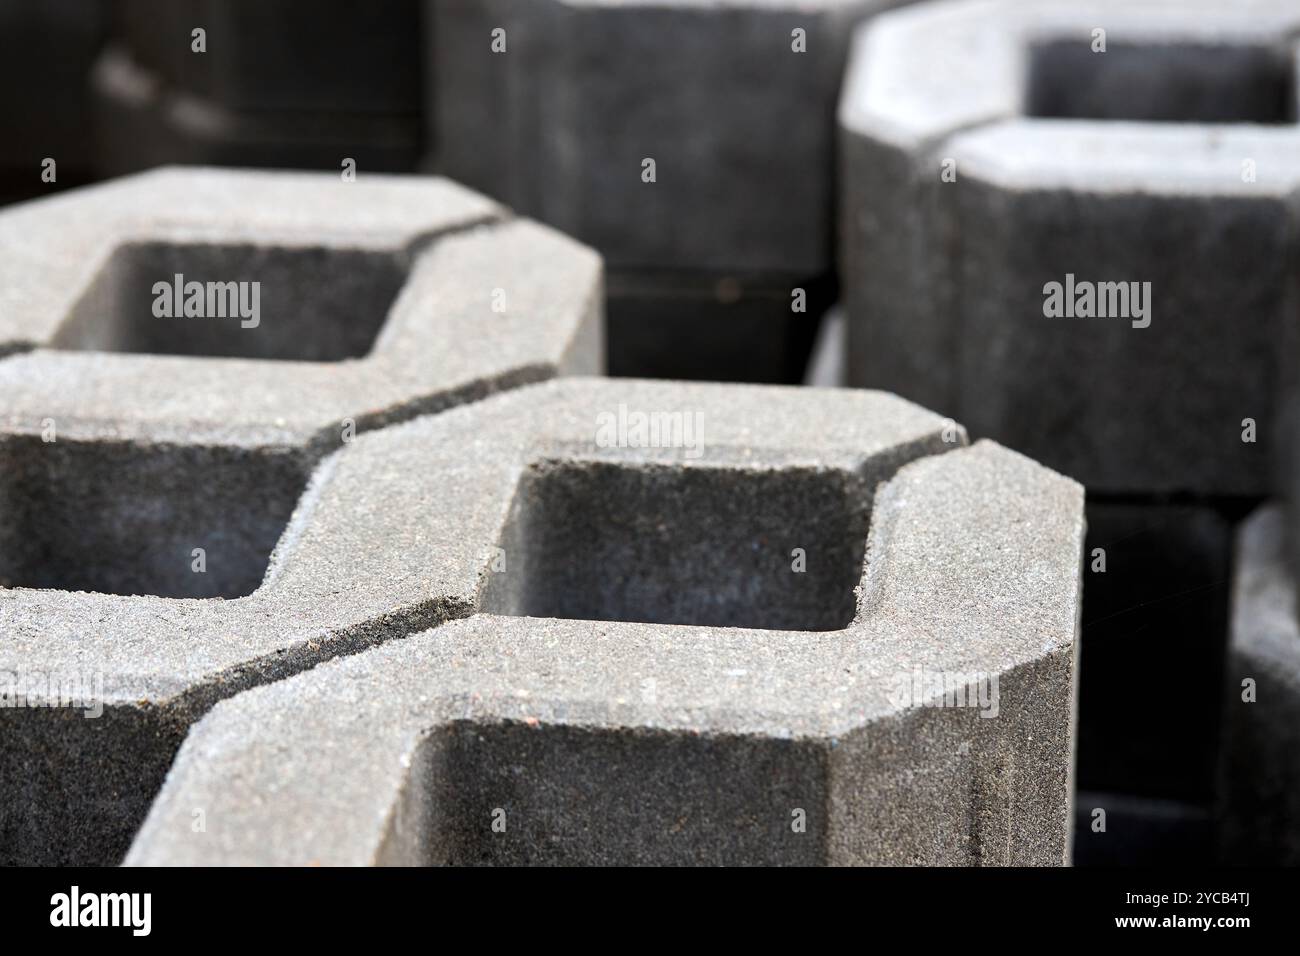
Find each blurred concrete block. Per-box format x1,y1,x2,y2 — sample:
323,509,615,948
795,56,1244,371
839,0,1300,495
805,306,847,387
1218,503,1300,865
126,379,1084,866
429,0,894,277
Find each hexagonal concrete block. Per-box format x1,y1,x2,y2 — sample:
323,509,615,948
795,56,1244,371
430,0,894,276
0,166,602,448
1218,503,1300,865
125,378,1084,866
0,170,601,864
839,0,1300,496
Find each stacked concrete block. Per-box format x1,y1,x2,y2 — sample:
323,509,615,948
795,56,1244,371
123,378,1085,865
428,0,904,383
0,0,106,203
0,167,602,864
840,0,1300,496
839,0,1300,862
92,1,423,177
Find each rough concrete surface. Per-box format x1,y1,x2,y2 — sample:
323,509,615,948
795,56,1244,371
124,378,1084,866
0,166,602,450
430,0,897,277
0,171,603,864
840,0,1300,495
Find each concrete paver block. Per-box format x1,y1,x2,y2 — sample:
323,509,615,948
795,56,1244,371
0,166,602,449
1218,503,1300,864
430,0,893,277
839,0,1300,495
0,171,602,864
125,378,1084,866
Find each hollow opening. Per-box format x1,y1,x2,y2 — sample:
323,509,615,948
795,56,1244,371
52,240,408,361
0,435,311,598
1025,41,1296,124
481,459,868,631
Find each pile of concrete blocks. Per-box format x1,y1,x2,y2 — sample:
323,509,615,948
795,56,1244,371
0,167,601,864
0,0,105,203
427,0,913,383
0,165,1086,864
122,380,1084,865
837,0,1300,862
91,0,423,177
11,0,1274,868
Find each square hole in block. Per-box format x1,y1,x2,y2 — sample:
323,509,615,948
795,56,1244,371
482,460,869,631
52,241,408,362
0,436,311,598
1025,42,1297,124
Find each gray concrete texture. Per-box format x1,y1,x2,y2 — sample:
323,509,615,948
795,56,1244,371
0,166,602,449
429,0,891,380
124,378,1085,866
0,167,602,864
429,0,897,277
839,0,1300,496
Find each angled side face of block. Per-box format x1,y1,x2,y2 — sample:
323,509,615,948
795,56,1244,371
126,379,1084,866
0,167,603,448
839,0,1300,495
431,0,888,275
1218,504,1300,865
